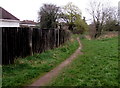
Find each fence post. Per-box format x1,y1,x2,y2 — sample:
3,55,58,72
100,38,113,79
54,29,56,48
0,28,2,65
58,29,59,46
29,28,33,56
0,7,2,65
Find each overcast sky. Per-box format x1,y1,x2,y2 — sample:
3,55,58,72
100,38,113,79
0,0,119,23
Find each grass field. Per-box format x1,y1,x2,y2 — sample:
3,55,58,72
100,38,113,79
49,37,118,86
2,37,79,87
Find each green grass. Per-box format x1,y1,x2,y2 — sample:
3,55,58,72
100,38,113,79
0,65,2,88
49,37,118,86
2,37,79,87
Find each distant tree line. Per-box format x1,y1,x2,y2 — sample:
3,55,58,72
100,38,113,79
37,1,118,38
38,2,88,34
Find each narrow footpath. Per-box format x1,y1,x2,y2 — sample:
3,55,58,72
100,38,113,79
26,37,83,87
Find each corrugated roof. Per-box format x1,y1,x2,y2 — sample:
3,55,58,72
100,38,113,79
0,7,19,20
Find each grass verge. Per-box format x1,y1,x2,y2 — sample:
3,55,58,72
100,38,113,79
2,36,79,87
49,37,118,86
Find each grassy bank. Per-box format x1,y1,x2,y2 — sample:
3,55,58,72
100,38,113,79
49,37,118,86
2,37,79,87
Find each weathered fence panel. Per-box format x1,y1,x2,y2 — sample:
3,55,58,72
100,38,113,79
2,27,70,65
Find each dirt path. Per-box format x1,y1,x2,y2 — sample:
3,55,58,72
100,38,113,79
26,37,82,87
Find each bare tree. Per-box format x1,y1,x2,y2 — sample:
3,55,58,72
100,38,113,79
87,1,117,38
38,4,60,29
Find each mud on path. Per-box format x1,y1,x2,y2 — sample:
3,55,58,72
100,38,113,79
26,37,83,87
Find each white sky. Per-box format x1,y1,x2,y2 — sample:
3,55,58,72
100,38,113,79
0,0,119,24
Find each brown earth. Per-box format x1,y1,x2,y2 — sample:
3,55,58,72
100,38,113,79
86,31,118,40
98,32,118,39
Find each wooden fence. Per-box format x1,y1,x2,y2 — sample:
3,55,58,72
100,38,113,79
2,27,71,65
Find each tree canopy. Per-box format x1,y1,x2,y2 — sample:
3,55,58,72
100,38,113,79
37,2,88,34
38,4,60,29
62,2,88,33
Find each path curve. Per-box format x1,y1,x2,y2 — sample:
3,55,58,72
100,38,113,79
26,37,82,87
